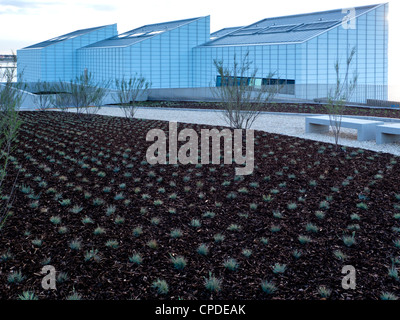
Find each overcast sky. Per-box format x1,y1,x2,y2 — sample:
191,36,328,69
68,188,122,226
0,0,398,86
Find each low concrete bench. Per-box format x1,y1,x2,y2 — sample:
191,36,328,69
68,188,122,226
376,123,400,145
305,115,385,141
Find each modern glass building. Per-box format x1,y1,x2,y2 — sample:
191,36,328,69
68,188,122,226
17,24,117,82
17,3,388,102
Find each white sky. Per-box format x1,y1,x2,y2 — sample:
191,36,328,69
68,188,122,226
0,0,399,87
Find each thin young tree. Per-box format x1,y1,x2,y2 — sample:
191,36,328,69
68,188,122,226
211,52,281,129
51,81,71,112
113,75,151,120
68,70,109,117
0,53,23,230
326,47,358,150
32,80,53,111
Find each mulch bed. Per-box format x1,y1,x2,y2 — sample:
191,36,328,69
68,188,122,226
1,110,400,300
137,100,400,119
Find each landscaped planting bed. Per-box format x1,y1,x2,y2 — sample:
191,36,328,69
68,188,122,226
138,100,400,119
1,111,400,300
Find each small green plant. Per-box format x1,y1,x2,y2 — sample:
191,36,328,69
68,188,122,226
114,215,125,225
105,205,116,216
18,291,38,300
84,248,101,262
223,258,239,271
272,263,287,274
147,239,158,249
334,250,348,261
69,239,82,250
93,226,106,235
388,265,399,281
287,202,298,210
132,226,143,237
81,216,94,224
242,249,252,258
380,292,398,300
190,219,202,228
66,288,82,300
292,249,302,259
204,272,222,293
356,202,368,210
105,239,119,249
152,279,169,295
59,199,71,207
261,280,277,294
270,225,281,233
7,271,25,284
319,201,330,210
49,215,61,225
298,235,312,244
214,233,225,243
170,229,183,238
170,254,187,270
227,224,241,231
129,252,143,265
32,239,43,247
197,243,209,256
318,286,332,298
342,232,356,247
70,205,83,214
305,223,318,233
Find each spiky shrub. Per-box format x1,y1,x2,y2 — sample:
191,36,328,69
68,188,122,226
152,279,169,295
292,249,302,259
214,233,225,243
318,286,332,298
69,239,82,250
272,263,287,274
18,291,38,300
204,272,222,293
223,258,239,271
113,75,150,120
132,226,143,237
197,243,209,256
84,248,101,262
242,249,252,258
105,240,119,249
380,292,398,300
170,255,187,270
261,280,277,294
129,252,143,265
342,232,356,247
32,239,43,247
66,288,82,300
147,240,158,249
170,229,183,239
7,271,25,284
93,226,106,235
333,250,348,261
298,235,312,244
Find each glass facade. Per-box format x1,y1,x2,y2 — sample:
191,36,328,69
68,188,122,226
17,25,117,83
77,16,210,89
193,3,388,102
17,4,388,103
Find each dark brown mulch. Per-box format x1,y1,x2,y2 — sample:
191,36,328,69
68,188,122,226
1,111,400,300
137,100,400,119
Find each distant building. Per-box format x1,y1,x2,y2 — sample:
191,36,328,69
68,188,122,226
17,3,388,103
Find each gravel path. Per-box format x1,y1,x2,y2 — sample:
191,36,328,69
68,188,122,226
74,106,400,156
